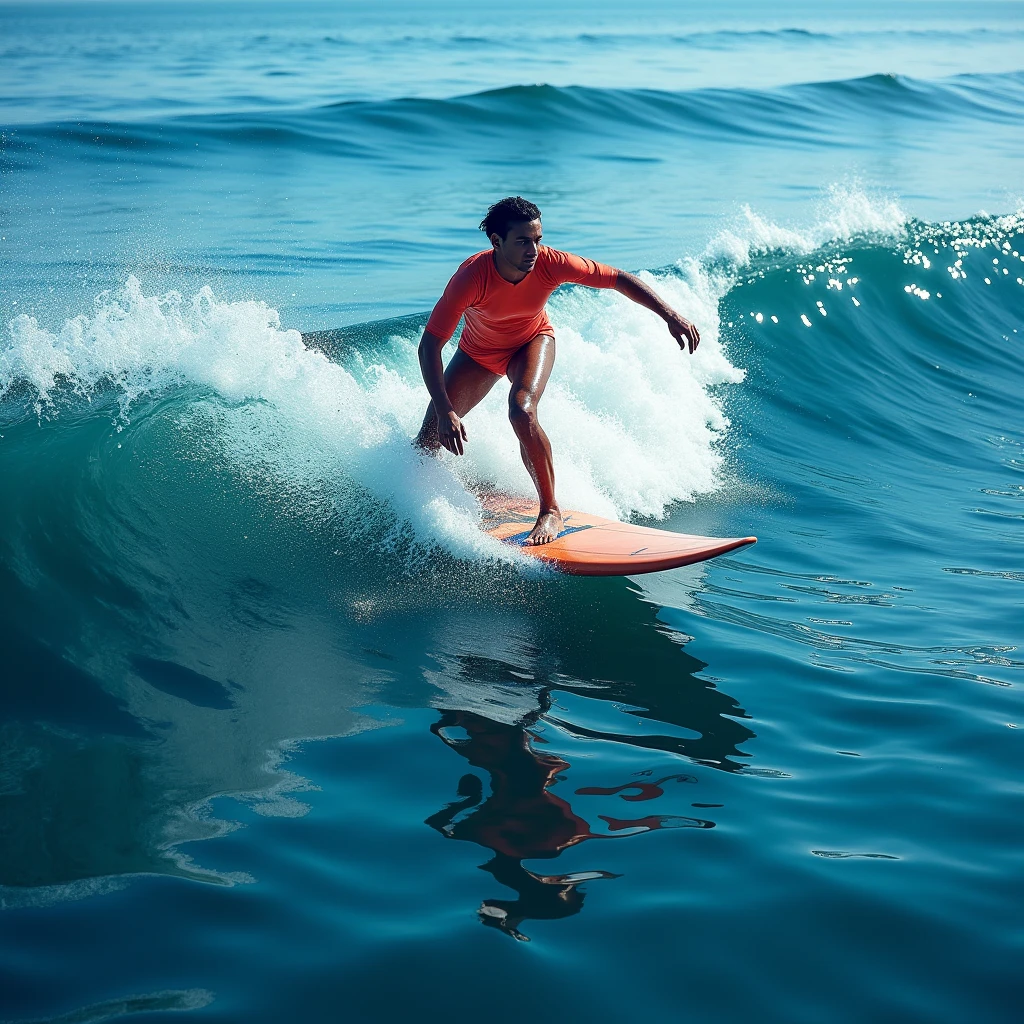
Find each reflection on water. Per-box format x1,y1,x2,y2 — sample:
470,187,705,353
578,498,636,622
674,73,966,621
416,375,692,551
427,707,621,942
423,623,750,940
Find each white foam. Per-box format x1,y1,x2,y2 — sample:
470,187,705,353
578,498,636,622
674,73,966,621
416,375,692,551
368,260,743,521
3,279,494,560
707,184,908,267
3,269,742,557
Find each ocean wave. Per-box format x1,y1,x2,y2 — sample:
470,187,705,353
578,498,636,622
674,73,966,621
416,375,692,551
0,252,739,562
4,195,1021,575
9,71,1024,159
714,207,1024,528
705,184,909,267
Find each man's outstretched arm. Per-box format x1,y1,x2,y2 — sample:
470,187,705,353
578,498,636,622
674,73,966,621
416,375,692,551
613,271,701,354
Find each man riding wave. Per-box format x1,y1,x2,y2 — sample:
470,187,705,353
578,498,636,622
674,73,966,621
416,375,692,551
416,196,700,546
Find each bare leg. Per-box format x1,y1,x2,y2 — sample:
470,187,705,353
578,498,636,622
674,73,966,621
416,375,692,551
415,348,501,451
506,335,562,546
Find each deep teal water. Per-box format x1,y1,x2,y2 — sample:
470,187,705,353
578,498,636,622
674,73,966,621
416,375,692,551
1,3,1023,1022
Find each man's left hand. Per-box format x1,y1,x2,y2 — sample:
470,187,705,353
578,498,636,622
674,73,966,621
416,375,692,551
666,313,700,354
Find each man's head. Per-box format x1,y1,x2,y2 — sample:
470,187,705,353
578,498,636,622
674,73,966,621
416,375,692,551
480,196,542,274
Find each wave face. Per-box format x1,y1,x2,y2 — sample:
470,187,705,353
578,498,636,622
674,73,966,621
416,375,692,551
721,209,1024,568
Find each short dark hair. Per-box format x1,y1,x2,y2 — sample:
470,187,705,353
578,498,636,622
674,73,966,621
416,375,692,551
480,196,541,239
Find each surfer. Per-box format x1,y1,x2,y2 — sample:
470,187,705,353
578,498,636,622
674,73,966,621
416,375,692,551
416,196,701,546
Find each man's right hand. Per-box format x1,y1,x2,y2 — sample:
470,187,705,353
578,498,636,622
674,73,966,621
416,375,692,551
666,311,700,354
437,408,468,455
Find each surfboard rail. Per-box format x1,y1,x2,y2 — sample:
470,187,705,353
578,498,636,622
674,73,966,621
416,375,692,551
481,496,756,576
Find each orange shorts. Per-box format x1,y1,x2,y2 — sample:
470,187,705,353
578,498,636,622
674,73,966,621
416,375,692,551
458,333,551,377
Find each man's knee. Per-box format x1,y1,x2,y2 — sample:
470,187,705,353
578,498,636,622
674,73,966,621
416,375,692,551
508,389,538,429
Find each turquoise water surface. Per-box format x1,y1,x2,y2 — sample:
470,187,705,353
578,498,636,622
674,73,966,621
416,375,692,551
1,2,1022,1022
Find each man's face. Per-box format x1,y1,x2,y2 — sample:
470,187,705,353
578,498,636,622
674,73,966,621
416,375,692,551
491,218,542,273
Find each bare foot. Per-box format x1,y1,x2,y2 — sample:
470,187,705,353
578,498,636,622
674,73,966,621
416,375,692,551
524,508,562,546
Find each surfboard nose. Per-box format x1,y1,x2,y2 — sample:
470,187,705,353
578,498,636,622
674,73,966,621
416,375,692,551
483,495,757,576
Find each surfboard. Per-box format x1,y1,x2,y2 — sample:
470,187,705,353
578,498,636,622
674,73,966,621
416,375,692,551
481,495,756,576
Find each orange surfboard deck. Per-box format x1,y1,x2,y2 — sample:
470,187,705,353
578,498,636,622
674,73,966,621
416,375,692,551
481,495,756,576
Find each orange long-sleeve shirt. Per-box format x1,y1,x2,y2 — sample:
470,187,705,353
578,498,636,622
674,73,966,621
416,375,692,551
425,246,619,375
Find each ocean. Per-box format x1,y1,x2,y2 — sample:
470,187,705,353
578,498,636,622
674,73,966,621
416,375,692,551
1,2,1022,1021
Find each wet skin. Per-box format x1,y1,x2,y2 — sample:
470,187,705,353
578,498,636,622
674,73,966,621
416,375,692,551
416,217,701,546
417,337,562,544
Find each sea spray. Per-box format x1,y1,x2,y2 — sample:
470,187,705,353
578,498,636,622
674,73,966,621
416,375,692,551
3,267,743,556
707,184,909,268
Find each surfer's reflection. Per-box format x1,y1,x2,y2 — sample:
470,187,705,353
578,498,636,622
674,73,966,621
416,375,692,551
425,708,712,941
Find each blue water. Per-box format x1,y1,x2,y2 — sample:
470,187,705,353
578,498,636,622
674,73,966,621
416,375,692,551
1,2,1023,1022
